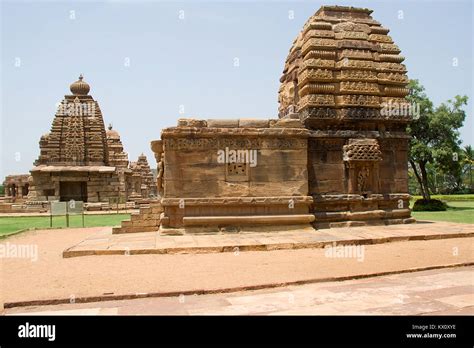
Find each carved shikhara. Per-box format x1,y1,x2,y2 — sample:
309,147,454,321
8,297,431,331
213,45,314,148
28,77,157,204
278,5,410,125
287,6,411,228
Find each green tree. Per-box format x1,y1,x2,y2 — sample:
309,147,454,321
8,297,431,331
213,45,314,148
462,145,474,190
406,79,468,199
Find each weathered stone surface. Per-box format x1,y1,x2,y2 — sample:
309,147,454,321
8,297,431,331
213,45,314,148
117,5,412,232
183,214,315,226
238,119,270,128
112,202,163,234
270,118,305,128
177,118,207,127
150,140,163,154
206,119,239,128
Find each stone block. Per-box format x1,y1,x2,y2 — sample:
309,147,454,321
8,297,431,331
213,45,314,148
238,119,270,128
164,163,224,181
250,165,308,182
178,118,207,127
165,150,216,165
151,205,164,214
309,163,345,181
121,220,132,227
310,179,345,194
206,119,239,128
165,179,221,197
257,149,308,165
130,213,142,222
249,180,308,196
270,118,304,128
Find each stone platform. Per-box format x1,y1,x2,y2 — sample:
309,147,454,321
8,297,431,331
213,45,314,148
63,221,474,258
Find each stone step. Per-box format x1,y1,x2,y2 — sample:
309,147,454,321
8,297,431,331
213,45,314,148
113,226,158,234
183,214,315,226
314,209,411,222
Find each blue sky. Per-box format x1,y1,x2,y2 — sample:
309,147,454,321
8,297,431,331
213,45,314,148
1,0,472,178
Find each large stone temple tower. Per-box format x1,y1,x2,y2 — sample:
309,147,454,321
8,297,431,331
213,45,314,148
278,6,413,227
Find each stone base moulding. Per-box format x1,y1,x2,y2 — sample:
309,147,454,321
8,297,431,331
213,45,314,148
182,214,316,226
160,196,314,229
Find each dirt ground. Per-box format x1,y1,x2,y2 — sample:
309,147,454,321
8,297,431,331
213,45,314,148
1,226,473,306
6,267,473,315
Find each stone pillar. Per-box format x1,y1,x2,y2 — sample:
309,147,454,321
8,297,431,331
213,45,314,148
372,162,380,194
347,163,355,194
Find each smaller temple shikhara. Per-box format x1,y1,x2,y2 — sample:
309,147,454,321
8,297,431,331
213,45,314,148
4,75,157,210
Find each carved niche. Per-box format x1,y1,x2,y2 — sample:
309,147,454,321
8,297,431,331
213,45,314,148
343,139,382,195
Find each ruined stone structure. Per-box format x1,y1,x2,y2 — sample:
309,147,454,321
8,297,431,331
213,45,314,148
157,118,315,233
114,5,415,234
28,76,155,204
114,119,313,234
2,174,30,201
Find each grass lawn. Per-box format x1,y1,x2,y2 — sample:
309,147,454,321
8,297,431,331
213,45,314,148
411,201,474,224
0,214,130,237
411,194,474,201
1,196,472,238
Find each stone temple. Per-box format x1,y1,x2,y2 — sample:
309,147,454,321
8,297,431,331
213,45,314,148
27,75,156,205
113,5,414,234
2,174,30,201
277,5,413,228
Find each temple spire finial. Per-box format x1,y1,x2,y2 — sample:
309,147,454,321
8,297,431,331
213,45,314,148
70,74,90,95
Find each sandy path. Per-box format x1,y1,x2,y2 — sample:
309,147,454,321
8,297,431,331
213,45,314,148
1,227,473,305
6,267,473,315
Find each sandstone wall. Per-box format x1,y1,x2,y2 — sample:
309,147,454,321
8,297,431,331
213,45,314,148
30,171,123,203
158,118,314,229
308,133,412,227
379,138,409,194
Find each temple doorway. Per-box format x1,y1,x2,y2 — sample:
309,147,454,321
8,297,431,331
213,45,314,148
22,183,29,197
59,181,87,202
